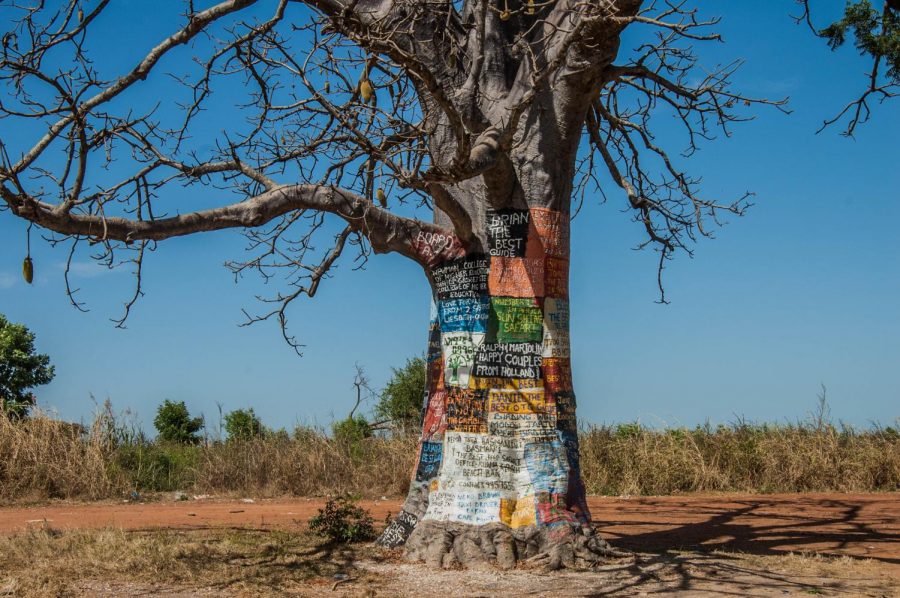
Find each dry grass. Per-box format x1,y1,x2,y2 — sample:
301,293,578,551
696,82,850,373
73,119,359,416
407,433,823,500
0,527,895,597
0,526,380,597
578,421,900,495
191,432,417,497
1,406,897,503
0,410,117,501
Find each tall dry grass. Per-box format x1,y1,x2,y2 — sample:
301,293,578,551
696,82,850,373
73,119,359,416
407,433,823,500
578,421,900,495
0,410,116,501
1,406,897,503
191,431,417,497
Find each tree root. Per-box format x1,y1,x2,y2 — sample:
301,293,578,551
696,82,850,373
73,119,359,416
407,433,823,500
402,520,631,571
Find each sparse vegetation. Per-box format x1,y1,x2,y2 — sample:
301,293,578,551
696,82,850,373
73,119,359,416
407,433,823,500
308,496,376,543
0,526,382,596
0,526,894,596
0,400,897,503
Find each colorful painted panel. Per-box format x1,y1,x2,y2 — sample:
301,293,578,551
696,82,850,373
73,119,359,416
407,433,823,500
542,358,573,395
487,208,530,257
488,257,544,298
415,441,444,482
446,388,487,433
526,208,570,259
491,297,543,343
542,298,570,358
441,332,485,388
433,256,489,299
474,342,543,379
438,297,490,333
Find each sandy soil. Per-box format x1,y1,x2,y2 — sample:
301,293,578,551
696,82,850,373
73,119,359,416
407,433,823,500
68,553,900,598
1,493,898,597
2,493,897,567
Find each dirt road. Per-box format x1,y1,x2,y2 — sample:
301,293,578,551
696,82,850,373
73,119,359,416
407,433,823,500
2,493,897,568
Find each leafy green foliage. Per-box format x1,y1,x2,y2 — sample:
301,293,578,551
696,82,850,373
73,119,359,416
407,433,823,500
224,408,263,441
153,400,203,445
331,415,372,443
613,422,643,439
308,496,375,542
374,356,426,433
0,314,54,419
820,1,900,82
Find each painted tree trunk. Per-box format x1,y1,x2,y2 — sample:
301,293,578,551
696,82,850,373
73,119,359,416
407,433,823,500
379,205,601,567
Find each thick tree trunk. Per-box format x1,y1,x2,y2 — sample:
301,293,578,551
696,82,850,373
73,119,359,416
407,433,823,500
372,41,627,565
378,196,620,568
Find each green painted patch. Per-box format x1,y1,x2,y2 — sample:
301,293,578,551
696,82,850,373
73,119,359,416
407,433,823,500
491,297,543,343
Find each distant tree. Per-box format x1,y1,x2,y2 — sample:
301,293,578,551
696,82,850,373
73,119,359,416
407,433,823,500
224,407,264,441
0,314,54,419
332,414,373,443
153,400,203,445
375,356,427,434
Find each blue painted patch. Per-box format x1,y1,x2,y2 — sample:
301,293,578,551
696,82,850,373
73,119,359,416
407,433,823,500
557,430,581,477
415,441,443,481
524,439,568,494
437,297,490,333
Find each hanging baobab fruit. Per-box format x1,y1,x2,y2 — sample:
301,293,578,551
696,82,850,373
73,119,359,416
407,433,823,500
22,226,33,284
359,65,374,104
22,255,33,284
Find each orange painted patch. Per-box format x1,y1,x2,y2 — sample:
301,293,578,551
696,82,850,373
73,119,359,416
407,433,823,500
488,257,545,298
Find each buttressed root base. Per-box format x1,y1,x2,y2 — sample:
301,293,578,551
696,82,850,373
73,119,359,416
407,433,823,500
402,520,630,570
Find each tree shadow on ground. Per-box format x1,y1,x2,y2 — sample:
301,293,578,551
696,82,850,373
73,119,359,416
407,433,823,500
597,496,900,567
581,550,880,597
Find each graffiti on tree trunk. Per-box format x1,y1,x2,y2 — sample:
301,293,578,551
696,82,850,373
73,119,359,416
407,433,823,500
385,206,585,544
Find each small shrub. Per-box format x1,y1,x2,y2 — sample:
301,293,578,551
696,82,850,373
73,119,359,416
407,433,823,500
308,496,376,543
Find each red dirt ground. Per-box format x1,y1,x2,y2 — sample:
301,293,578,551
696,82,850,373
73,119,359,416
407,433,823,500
2,493,897,568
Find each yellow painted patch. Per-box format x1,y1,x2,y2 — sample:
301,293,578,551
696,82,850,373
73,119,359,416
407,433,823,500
500,496,537,528
469,377,541,390
488,388,549,415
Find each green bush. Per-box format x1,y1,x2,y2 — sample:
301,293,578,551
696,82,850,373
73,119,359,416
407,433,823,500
153,400,203,445
332,415,372,443
224,408,263,441
113,442,197,492
308,496,375,543
613,422,642,439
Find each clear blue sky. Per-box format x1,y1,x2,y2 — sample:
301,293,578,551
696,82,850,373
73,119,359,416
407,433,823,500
1,1,897,433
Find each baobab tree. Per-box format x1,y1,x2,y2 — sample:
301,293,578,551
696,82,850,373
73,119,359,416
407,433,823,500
0,0,896,570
